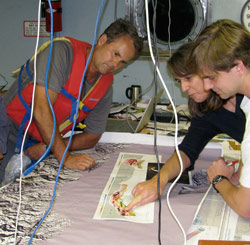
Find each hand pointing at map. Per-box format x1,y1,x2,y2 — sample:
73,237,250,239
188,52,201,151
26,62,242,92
125,177,162,211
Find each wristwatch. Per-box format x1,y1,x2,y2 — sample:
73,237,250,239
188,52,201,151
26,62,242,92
212,175,229,193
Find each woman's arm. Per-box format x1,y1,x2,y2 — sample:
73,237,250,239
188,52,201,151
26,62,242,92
125,150,190,210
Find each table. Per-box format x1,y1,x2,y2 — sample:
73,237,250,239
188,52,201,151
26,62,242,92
37,136,221,245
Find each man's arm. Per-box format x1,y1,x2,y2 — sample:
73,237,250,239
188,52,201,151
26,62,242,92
32,84,68,162
64,131,101,151
126,150,190,210
216,181,250,218
207,158,250,218
25,84,96,170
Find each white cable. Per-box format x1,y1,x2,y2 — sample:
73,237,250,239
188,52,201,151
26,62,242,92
144,1,186,244
14,1,41,244
192,185,211,223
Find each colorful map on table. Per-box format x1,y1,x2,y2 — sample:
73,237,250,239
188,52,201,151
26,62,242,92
93,152,161,223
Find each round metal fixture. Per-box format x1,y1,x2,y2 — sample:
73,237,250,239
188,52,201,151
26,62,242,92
126,0,208,53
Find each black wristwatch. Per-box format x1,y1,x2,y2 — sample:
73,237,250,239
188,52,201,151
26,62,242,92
212,175,229,193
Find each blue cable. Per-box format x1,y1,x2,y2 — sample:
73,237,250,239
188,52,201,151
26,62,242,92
28,0,105,243
23,0,56,176
28,0,56,243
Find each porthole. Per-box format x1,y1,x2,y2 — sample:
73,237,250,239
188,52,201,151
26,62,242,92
126,0,208,54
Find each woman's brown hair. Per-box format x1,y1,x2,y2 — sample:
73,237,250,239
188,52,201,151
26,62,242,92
167,42,227,117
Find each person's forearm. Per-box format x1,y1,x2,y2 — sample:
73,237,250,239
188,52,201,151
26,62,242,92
34,112,69,162
33,86,69,163
63,132,101,151
216,180,250,218
125,150,192,210
152,150,191,190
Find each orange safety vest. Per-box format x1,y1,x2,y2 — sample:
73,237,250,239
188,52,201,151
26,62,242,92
6,37,113,142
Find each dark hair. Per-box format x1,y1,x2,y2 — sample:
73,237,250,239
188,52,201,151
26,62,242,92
188,91,227,117
167,41,227,117
167,41,197,78
102,18,143,57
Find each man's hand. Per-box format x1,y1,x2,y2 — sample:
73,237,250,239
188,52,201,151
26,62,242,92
63,153,96,170
207,157,235,183
24,142,96,171
125,178,162,211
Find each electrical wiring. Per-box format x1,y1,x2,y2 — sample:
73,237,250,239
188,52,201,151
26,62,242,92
26,0,57,243
122,77,157,133
15,0,58,242
14,1,43,244
123,77,158,133
28,0,106,243
150,0,163,244
124,60,165,133
167,0,176,120
144,0,187,244
167,0,172,56
125,111,140,132
22,2,57,176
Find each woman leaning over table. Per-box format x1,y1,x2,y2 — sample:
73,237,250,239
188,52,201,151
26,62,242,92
125,41,245,211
